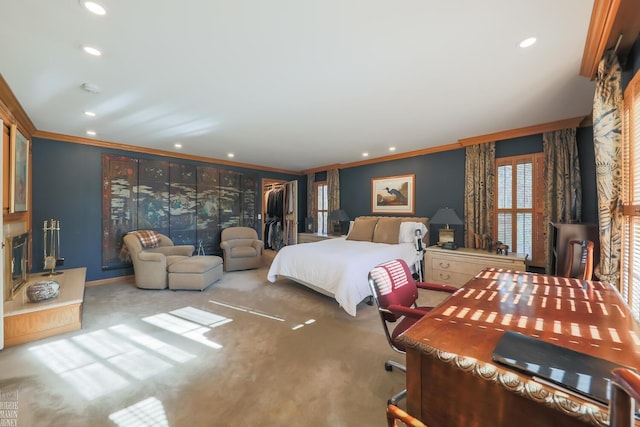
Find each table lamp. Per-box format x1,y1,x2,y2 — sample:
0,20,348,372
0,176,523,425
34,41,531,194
430,207,463,249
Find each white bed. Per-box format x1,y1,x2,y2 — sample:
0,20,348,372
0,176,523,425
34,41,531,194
267,216,428,316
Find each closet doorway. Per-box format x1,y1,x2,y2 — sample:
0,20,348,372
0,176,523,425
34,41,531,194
262,178,298,250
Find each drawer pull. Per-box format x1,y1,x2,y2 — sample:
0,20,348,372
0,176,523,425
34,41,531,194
438,262,451,269
438,273,451,281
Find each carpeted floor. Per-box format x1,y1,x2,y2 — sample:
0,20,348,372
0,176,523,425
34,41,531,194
0,251,447,426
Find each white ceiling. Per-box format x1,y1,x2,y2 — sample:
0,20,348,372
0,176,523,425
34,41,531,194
0,0,596,172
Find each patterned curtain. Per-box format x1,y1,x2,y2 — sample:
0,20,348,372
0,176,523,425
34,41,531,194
542,128,582,273
327,169,340,214
307,173,315,231
464,143,495,248
593,49,623,285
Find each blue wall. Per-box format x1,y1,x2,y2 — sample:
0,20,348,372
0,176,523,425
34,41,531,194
341,149,466,247
339,129,598,248
31,125,599,281
31,138,303,281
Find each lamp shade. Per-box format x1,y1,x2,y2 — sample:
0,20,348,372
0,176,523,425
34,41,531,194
328,209,350,221
430,207,463,226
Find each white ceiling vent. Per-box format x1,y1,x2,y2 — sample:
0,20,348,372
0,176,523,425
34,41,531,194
80,83,101,94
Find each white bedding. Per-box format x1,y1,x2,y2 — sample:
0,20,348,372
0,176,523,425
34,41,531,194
266,237,420,316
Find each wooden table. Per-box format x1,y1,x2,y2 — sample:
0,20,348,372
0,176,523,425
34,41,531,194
398,268,640,427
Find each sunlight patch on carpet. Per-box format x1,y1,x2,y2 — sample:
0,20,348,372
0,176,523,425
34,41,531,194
60,362,129,400
292,319,316,331
169,306,232,327
109,324,196,363
142,313,223,349
108,349,173,380
109,397,169,427
29,323,200,400
209,299,285,322
72,329,139,358
29,340,96,374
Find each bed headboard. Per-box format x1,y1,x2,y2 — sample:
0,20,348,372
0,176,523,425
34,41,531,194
355,216,429,243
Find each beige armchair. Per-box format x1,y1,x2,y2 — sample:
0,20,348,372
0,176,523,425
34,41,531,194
220,227,263,272
123,232,195,289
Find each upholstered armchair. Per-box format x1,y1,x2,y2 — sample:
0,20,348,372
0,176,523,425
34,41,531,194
220,227,263,272
123,231,195,289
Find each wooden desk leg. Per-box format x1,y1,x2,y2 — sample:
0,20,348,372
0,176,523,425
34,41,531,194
406,349,423,418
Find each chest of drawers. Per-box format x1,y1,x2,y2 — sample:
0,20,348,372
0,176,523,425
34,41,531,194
424,246,527,287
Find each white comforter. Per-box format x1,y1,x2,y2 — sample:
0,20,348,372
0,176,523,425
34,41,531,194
267,237,420,316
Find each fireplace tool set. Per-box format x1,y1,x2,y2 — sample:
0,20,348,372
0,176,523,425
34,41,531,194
43,219,64,276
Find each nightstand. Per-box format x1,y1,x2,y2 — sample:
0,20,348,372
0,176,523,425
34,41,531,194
424,246,527,287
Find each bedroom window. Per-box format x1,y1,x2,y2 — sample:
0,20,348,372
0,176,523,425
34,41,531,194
315,182,328,234
495,153,544,266
621,69,640,320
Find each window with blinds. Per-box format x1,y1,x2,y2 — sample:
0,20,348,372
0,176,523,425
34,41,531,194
315,182,328,234
495,154,544,264
621,69,640,320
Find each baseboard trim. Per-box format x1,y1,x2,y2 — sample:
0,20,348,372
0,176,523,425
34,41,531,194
86,275,135,287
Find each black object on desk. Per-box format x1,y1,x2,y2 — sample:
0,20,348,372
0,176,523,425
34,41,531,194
492,330,631,405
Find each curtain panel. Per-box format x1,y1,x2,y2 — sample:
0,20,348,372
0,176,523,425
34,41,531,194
593,49,624,286
307,173,315,231
542,128,582,273
327,169,340,214
464,143,495,248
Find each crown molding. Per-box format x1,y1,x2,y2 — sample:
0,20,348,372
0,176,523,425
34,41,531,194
32,130,303,176
458,116,587,147
0,74,36,136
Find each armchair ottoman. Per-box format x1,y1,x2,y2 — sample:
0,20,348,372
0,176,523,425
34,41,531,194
168,256,223,291
123,231,195,289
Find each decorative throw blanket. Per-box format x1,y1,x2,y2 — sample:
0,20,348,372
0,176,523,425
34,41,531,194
132,230,161,248
119,230,161,262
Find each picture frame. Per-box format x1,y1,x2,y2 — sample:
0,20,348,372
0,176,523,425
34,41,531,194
10,124,29,213
371,174,415,214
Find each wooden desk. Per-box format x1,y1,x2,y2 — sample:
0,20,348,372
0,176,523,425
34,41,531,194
398,268,640,427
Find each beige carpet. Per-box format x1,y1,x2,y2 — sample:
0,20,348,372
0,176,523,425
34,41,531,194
0,251,447,426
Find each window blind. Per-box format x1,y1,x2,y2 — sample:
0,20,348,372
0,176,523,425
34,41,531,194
622,71,640,320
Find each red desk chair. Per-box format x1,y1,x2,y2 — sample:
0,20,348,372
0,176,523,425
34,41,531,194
368,259,457,405
609,368,640,427
387,404,427,427
564,239,595,280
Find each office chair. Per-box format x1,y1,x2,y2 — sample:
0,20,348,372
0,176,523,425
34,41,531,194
368,259,457,405
609,368,640,427
564,239,595,280
387,404,427,427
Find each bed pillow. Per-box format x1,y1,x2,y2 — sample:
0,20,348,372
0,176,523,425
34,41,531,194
346,217,379,242
398,221,428,243
372,218,401,244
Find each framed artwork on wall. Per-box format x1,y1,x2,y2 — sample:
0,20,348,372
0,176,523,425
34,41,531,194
10,124,29,213
371,174,415,215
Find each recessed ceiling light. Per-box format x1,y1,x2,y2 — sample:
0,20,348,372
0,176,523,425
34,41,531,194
389,147,396,152
83,46,102,56
81,1,106,15
174,143,183,149
362,152,369,157
86,130,97,136
84,111,96,117
519,37,537,48
227,153,235,158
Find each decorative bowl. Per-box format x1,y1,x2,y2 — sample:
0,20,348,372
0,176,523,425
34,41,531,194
26,280,60,303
